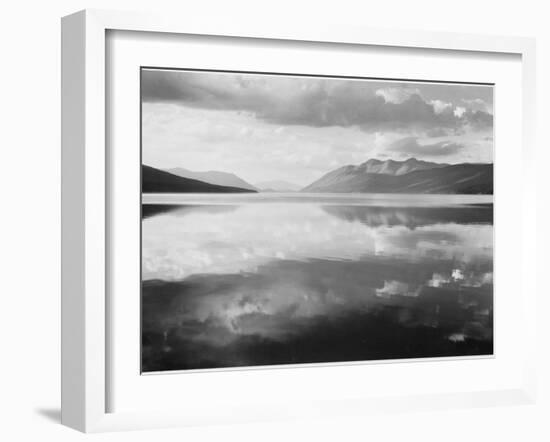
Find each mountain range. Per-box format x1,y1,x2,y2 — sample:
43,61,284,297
166,167,258,191
302,158,493,194
142,165,256,193
143,158,493,195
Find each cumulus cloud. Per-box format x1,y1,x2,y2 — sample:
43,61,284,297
388,137,465,157
375,87,420,104
464,109,493,130
430,99,452,114
141,70,493,133
462,98,491,113
454,106,466,118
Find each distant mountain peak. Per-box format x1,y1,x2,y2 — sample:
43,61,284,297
347,157,448,177
255,180,302,192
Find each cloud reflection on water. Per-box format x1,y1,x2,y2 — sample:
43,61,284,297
142,202,493,371
142,203,492,281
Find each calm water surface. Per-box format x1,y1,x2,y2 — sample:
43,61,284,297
141,193,493,372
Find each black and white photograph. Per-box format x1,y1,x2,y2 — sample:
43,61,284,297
141,68,494,373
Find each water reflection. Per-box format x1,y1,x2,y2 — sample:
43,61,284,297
322,204,493,228
142,197,493,372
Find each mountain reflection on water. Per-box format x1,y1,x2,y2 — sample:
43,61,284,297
141,196,493,372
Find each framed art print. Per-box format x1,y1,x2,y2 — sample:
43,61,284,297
61,9,537,432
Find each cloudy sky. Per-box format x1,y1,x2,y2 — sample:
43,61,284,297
142,69,493,187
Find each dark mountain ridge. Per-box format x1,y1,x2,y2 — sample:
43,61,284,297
142,165,257,193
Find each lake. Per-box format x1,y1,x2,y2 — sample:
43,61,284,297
141,193,493,372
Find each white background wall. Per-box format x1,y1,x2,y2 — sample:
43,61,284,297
0,1,547,440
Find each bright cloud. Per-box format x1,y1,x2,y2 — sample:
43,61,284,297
454,106,466,118
388,136,465,157
430,99,453,114
375,87,420,104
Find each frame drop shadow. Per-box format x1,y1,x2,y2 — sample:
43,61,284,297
34,407,61,423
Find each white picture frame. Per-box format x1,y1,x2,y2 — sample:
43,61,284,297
61,9,537,433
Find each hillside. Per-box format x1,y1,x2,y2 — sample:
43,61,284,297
354,158,449,176
302,159,493,194
142,165,257,193
166,167,257,191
